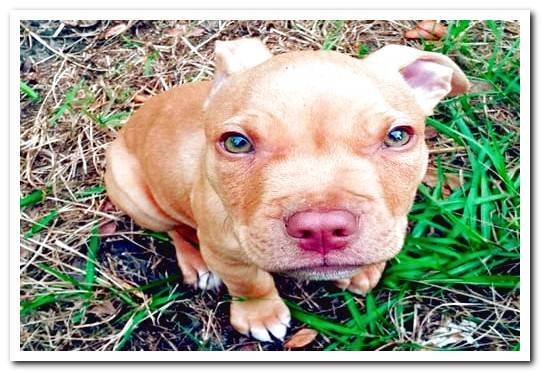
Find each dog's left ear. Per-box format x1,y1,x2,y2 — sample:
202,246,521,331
214,38,272,78
363,45,470,115
206,38,272,106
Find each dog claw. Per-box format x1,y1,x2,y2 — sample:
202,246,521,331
250,326,273,342
196,270,222,291
279,311,291,327
267,322,287,341
346,286,367,296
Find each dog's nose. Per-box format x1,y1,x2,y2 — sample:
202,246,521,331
285,210,358,254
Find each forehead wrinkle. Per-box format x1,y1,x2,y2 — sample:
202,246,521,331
351,106,409,140
238,62,405,152
306,100,391,153
245,59,379,111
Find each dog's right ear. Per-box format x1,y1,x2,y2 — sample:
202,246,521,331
363,45,470,115
206,38,272,105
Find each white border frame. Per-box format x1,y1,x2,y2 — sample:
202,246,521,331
10,9,530,362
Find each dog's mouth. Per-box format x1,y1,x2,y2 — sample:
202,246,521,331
282,264,362,281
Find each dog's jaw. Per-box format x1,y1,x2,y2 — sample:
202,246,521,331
284,265,363,281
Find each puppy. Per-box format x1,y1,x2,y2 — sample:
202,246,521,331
105,38,469,341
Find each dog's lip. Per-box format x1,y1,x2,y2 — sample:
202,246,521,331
282,264,363,281
284,264,360,274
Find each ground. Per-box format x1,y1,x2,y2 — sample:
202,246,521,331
19,20,520,351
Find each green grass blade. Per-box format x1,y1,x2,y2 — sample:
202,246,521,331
423,275,519,288
20,292,83,316
149,291,185,309
143,51,159,76
35,262,85,289
49,80,85,126
287,301,360,336
144,231,171,242
130,274,181,293
20,81,41,102
75,185,106,198
357,44,372,58
322,20,344,50
20,187,51,208
85,225,101,287
365,293,377,335
97,111,130,128
23,209,59,239
343,292,363,329
114,309,149,350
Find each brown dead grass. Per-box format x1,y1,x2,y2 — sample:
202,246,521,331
19,20,520,351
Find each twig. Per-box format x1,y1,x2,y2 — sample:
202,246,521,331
21,23,109,72
429,146,466,154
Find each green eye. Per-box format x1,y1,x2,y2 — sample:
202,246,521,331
222,132,254,154
384,126,413,147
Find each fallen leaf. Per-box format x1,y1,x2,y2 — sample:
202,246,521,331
469,80,494,93
64,20,99,28
21,57,33,73
422,167,464,198
165,25,206,38
405,20,447,41
133,94,149,103
284,328,318,349
99,221,117,236
422,318,478,348
20,245,31,259
422,167,439,188
165,24,187,38
102,23,129,40
239,343,259,351
424,126,438,140
186,27,206,38
444,172,463,190
100,199,116,213
88,299,117,318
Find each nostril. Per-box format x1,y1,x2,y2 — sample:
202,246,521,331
300,230,313,239
333,228,347,237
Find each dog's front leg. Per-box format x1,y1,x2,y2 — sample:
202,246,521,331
200,246,291,342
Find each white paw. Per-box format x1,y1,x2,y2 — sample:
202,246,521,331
249,320,289,342
230,295,291,342
196,270,222,291
265,315,290,340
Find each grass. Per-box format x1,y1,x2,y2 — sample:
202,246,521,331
20,81,41,103
19,20,520,351
48,79,87,126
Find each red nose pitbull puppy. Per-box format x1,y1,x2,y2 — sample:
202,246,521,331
105,38,469,342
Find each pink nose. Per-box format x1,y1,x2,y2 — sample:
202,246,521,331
285,210,358,254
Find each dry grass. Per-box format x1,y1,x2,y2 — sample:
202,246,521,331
19,20,520,351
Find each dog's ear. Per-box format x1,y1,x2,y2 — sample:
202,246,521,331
363,45,470,115
214,38,272,78
206,38,272,105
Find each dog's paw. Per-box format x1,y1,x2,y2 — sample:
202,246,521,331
335,262,386,295
172,242,222,291
230,293,291,342
182,268,222,291
178,263,221,291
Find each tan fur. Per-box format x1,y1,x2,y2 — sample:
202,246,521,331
105,39,469,340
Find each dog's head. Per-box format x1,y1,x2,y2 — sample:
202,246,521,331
203,38,469,280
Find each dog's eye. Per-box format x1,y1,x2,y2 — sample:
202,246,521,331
221,132,254,154
384,126,413,148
